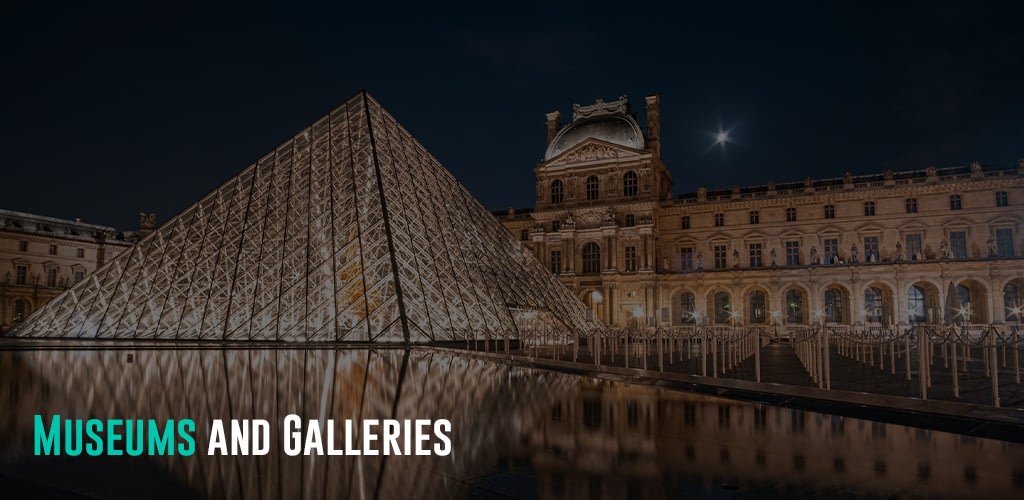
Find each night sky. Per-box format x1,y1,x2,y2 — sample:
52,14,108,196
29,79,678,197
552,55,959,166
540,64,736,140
3,2,1022,231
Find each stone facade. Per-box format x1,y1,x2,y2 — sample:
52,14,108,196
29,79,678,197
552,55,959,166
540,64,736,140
0,209,134,329
496,96,1024,328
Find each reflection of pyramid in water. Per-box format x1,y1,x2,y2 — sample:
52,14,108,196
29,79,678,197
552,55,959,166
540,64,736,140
11,92,592,342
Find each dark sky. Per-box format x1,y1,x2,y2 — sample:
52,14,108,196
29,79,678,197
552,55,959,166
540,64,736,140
3,2,1022,231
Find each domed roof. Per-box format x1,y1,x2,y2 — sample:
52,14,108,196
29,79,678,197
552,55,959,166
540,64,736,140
544,114,645,161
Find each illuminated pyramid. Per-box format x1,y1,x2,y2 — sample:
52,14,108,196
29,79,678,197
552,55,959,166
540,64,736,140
11,92,594,342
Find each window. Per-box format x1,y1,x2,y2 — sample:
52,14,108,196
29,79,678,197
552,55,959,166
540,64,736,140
786,207,797,222
949,194,962,210
957,285,974,322
863,236,880,262
46,268,57,287
624,214,635,227
824,204,836,219
905,198,918,213
996,191,1009,207
551,220,561,232
865,287,884,323
786,289,804,323
950,231,967,259
586,176,599,200
680,292,696,323
582,242,600,274
907,286,927,323
714,213,724,227
77,248,85,258
550,250,561,275
520,229,529,241
714,292,731,324
16,265,27,285
749,243,763,267
1005,283,1021,321
74,270,85,283
19,240,28,252
13,299,26,321
749,291,766,324
713,245,727,270
785,240,800,266
823,288,844,323
680,215,690,229
749,210,760,224
624,246,637,272
906,234,922,260
680,247,694,272
48,244,57,255
823,238,839,264
623,171,638,197
863,201,875,216
550,179,563,203
996,228,1014,257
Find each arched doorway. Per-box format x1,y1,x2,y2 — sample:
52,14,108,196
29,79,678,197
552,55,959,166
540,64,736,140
785,288,807,324
863,285,894,324
712,291,731,324
823,286,849,324
748,290,767,324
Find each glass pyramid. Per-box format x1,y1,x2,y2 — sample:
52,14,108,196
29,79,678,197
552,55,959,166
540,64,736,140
9,92,594,342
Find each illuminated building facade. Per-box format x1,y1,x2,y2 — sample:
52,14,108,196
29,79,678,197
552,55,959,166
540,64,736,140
497,96,1024,328
0,209,133,329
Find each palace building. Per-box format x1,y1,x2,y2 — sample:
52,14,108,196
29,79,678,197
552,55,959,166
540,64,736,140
0,209,137,329
495,95,1024,328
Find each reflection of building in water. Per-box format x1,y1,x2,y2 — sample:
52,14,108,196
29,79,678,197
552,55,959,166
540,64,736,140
1,348,573,499
521,381,1024,499
0,209,134,328
496,96,1024,327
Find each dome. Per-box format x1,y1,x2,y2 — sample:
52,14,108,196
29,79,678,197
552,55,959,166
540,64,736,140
544,114,645,161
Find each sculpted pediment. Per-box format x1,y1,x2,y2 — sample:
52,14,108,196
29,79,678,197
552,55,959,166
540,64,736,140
545,138,645,167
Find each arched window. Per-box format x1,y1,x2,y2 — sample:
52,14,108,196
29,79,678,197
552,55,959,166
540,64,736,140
623,171,638,197
586,176,600,200
550,179,564,204
865,287,885,323
748,291,766,324
13,299,27,322
582,242,601,275
786,289,805,324
824,288,845,323
714,292,731,324
1005,283,1021,321
908,286,927,323
681,292,696,324
956,284,975,323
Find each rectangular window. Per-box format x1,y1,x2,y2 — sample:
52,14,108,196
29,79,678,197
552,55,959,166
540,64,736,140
550,250,561,275
16,265,27,285
624,246,637,272
713,245,727,270
786,207,797,222
823,238,839,264
680,247,694,272
625,214,635,227
996,229,1014,257
749,243,763,267
863,236,880,262
906,234,922,260
950,231,967,259
749,211,760,224
74,270,85,283
46,268,57,287
551,220,561,232
785,240,800,266
48,244,57,255
863,201,875,216
949,194,962,210
520,229,529,241
77,248,85,258
905,198,918,213
681,215,690,229
714,213,724,227
824,205,836,219
18,241,28,252
996,191,1008,207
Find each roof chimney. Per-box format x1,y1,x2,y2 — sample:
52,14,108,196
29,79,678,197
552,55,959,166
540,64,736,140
645,95,661,157
545,111,561,145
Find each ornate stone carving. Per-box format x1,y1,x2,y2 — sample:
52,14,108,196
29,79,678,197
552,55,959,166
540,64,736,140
560,143,621,163
572,96,630,121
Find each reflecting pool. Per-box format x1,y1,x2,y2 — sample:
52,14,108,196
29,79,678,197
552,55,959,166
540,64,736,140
2,348,1022,499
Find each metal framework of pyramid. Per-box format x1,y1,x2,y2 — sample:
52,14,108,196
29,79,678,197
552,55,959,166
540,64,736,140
10,92,593,342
